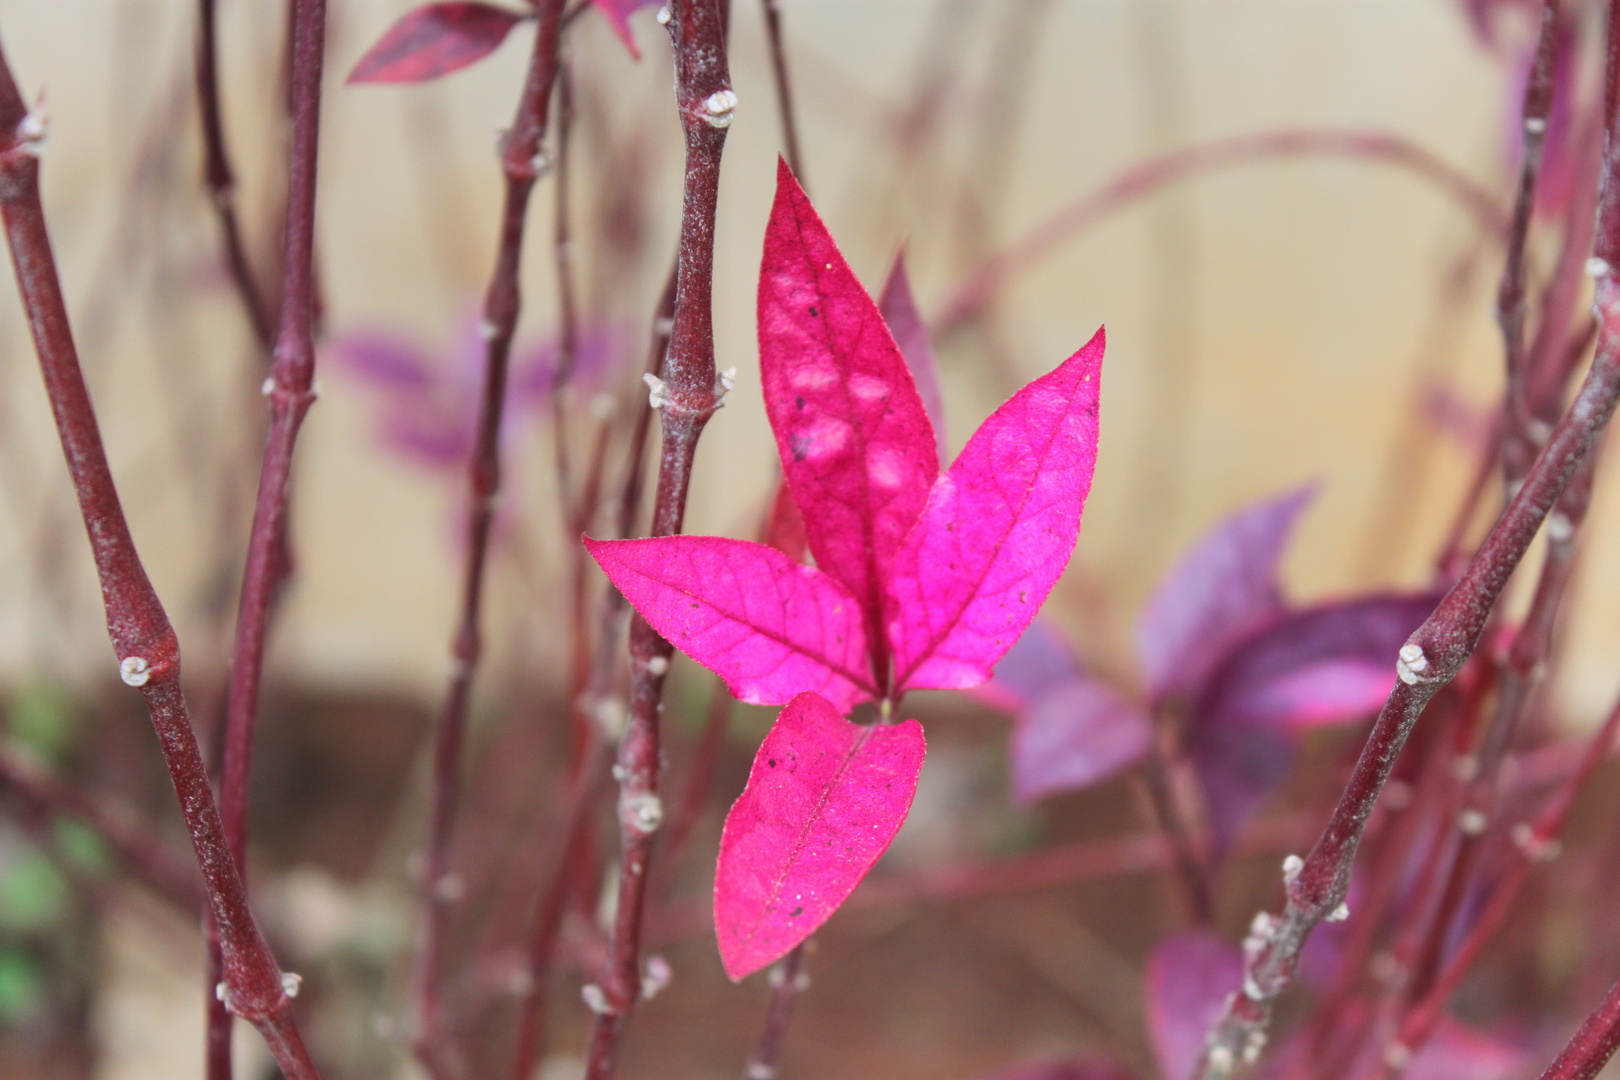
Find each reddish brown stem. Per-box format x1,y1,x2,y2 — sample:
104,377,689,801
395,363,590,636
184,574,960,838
582,4,731,1077
196,0,274,348
0,25,318,1080
207,0,328,1071
413,3,568,1075
1382,683,1620,1071
759,0,805,182
932,129,1508,339
1532,977,1620,1080
745,946,808,1080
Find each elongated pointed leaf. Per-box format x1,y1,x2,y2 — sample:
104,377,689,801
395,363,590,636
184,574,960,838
584,536,875,711
1012,676,1152,803
887,329,1104,694
878,249,947,453
759,161,940,639
1135,484,1316,704
1145,932,1243,1080
348,3,523,84
715,692,925,979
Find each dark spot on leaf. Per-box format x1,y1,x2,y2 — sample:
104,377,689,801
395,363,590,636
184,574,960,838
791,435,810,462
796,395,805,410
808,306,818,317
790,906,803,918
768,758,777,768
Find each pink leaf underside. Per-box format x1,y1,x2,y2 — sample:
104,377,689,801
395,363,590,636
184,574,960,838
1134,484,1316,704
583,536,875,711
971,618,1080,714
588,0,655,59
878,249,948,454
759,160,941,635
1011,675,1153,804
1144,931,1243,1080
885,328,1104,694
715,692,925,980
348,3,523,84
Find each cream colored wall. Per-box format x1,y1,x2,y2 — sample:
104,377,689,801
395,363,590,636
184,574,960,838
0,1,1612,723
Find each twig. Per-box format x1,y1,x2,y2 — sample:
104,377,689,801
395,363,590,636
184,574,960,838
196,0,274,348
759,0,805,181
206,0,329,1071
744,946,808,1080
0,25,319,1080
581,3,732,1076
1378,680,1620,1073
412,2,569,1075
932,129,1509,339
0,743,204,915
1190,125,1620,1080
1531,975,1620,1080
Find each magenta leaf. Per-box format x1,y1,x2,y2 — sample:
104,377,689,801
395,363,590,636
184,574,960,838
759,161,941,646
1012,675,1153,804
886,329,1104,694
878,248,947,454
587,0,658,60
714,692,925,979
1135,484,1316,704
1187,592,1439,856
584,536,876,712
1406,1019,1524,1080
1144,931,1243,1080
762,480,810,564
348,3,525,84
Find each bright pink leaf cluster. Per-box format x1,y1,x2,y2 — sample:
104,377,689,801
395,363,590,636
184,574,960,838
586,162,1105,979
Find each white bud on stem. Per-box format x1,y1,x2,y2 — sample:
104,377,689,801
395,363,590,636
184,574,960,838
119,656,151,687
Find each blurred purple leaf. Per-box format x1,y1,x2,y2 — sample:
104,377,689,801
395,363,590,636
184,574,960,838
1135,485,1316,704
1011,676,1152,804
879,249,948,454
1187,593,1440,857
330,332,438,391
1145,931,1242,1080
1406,1019,1524,1080
973,619,1081,714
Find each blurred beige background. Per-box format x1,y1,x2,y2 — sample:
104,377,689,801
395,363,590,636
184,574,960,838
0,0,1610,723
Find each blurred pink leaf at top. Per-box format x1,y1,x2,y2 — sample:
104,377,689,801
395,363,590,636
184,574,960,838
878,248,948,454
584,536,875,712
1135,484,1316,705
1011,675,1152,804
886,329,1104,695
1145,931,1243,1080
588,0,658,60
1420,381,1495,453
759,160,941,641
714,692,925,979
972,618,1080,714
347,3,525,84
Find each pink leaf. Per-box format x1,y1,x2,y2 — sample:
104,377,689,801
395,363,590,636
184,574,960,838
761,479,810,564
886,329,1104,694
584,536,876,711
1144,931,1243,1080
878,248,947,454
1135,484,1315,704
348,3,524,84
979,1061,1140,1080
758,161,941,646
1011,675,1152,803
714,692,925,979
587,0,657,60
